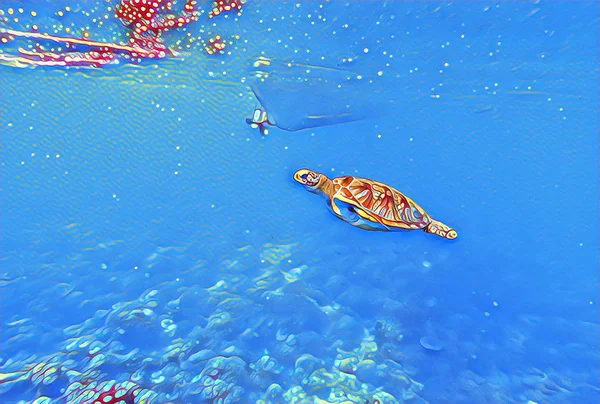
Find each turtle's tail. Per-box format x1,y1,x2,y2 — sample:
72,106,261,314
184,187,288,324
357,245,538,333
425,220,457,239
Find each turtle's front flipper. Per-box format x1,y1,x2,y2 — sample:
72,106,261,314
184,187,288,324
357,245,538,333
424,220,457,239
330,199,357,222
331,199,390,231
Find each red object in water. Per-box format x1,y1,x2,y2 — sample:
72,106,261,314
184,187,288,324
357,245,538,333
63,380,150,404
208,0,246,19
93,383,139,404
204,35,227,55
0,0,200,68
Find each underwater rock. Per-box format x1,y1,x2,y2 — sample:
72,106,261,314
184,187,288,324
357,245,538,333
262,293,329,334
250,355,284,375
259,242,298,265
189,356,246,402
353,359,377,381
293,354,324,384
63,379,156,404
337,285,385,316
187,349,218,365
330,315,368,349
420,336,444,351
279,265,307,284
263,383,284,404
303,367,398,403
374,319,405,343
380,342,406,363
324,275,351,299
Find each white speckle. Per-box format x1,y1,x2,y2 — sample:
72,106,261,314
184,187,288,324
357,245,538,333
484,312,490,317
493,301,498,307
377,134,382,138
363,47,369,54
422,261,431,268
377,70,383,76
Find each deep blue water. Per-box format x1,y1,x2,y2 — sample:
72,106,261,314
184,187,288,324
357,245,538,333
1,1,598,403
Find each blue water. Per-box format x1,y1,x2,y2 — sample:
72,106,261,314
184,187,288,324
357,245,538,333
1,1,598,403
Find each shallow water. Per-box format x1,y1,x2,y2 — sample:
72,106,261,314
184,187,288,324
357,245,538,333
1,1,598,403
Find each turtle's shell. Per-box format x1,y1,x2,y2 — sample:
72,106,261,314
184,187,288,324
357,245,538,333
332,176,431,230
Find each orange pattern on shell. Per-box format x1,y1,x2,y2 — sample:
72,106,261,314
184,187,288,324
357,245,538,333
333,176,431,228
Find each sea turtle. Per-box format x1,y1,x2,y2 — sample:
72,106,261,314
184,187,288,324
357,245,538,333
293,169,457,239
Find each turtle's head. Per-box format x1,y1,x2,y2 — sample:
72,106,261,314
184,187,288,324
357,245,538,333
293,169,324,193
425,220,458,240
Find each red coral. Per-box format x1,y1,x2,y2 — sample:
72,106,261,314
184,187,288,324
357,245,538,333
208,0,246,19
1,0,200,68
